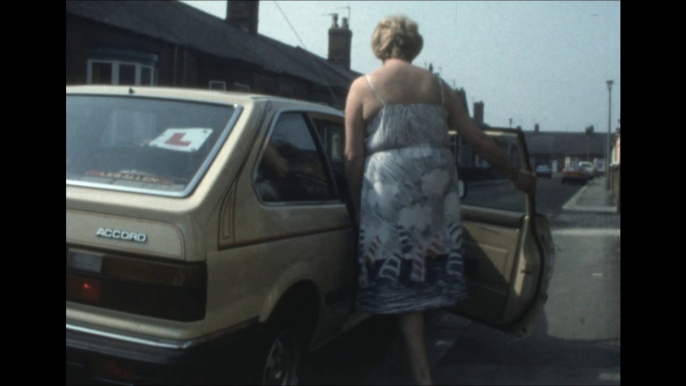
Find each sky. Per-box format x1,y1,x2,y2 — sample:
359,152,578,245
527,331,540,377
180,1,620,133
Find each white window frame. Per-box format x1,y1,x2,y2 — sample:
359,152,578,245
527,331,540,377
87,59,157,86
209,80,226,90
233,82,251,92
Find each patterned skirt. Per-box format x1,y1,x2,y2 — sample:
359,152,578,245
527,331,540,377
355,147,468,314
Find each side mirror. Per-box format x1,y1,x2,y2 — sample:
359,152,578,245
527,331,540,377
458,180,467,199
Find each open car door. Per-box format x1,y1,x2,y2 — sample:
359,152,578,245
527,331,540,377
447,128,554,337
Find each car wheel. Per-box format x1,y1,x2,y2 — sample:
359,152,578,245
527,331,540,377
260,327,301,385
250,305,309,386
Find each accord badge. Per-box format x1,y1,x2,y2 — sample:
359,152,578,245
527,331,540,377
96,228,147,243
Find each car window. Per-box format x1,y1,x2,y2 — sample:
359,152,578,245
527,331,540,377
458,132,526,213
66,96,238,195
254,112,337,203
311,117,345,165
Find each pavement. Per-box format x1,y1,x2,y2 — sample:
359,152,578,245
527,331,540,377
562,177,617,213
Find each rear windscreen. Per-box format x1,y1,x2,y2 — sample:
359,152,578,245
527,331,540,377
67,95,239,196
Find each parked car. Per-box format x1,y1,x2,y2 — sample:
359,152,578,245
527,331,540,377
561,165,588,184
535,164,552,178
67,86,554,385
577,161,596,179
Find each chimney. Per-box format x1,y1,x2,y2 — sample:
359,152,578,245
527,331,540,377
328,14,352,70
226,1,259,34
535,123,540,133
473,101,484,123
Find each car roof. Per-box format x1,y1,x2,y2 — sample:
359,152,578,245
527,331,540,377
66,85,344,115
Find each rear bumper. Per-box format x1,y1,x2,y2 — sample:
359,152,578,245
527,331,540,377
66,321,259,385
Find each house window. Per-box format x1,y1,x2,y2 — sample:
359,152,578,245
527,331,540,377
209,81,226,90
233,83,251,92
87,59,157,86
475,154,490,169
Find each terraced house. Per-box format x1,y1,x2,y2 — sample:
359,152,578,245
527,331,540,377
66,0,360,109
524,125,608,173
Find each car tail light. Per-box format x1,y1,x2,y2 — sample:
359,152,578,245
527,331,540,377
66,247,207,322
89,358,135,382
66,275,102,304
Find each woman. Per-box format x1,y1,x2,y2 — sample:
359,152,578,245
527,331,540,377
344,15,536,385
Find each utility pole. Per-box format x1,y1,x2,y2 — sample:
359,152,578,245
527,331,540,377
605,80,614,190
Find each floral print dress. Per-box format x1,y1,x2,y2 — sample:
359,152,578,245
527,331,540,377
355,74,468,314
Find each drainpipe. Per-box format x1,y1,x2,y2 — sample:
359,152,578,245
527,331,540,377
173,45,178,86
182,45,187,87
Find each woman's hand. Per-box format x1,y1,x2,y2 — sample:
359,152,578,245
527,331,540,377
513,169,537,195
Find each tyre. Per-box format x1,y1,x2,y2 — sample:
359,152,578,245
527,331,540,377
259,326,301,385
249,305,311,385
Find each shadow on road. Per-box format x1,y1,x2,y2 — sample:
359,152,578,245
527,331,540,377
432,308,620,385
301,315,402,385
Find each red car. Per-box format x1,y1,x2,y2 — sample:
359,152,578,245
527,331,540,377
561,165,588,184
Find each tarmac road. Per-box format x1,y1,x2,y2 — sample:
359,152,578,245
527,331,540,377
302,177,620,385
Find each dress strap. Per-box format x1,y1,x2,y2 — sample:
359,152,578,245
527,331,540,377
366,75,387,107
435,74,445,106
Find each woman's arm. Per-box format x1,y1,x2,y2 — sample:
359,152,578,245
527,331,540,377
344,78,367,224
444,81,536,195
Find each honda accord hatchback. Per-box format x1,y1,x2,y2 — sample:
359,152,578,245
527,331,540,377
66,86,554,385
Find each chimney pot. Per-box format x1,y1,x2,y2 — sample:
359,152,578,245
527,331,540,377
226,1,259,34
328,16,352,70
473,101,484,123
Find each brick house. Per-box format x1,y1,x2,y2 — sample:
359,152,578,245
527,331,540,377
66,1,360,109
524,126,608,173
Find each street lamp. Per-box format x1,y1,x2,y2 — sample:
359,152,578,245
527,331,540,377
605,80,614,189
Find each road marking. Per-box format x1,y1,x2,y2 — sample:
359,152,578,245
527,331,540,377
565,206,617,213
552,228,620,237
592,273,603,278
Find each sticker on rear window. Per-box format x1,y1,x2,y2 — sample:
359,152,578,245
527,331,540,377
85,170,175,185
148,128,213,152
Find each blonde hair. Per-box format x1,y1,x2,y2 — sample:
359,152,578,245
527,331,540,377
371,15,423,62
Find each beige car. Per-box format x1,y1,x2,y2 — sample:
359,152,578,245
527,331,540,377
66,86,554,385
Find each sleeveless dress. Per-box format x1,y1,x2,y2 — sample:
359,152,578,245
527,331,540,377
355,74,468,314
